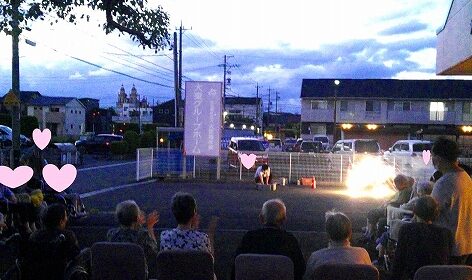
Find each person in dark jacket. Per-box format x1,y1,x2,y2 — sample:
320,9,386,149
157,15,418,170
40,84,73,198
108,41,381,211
233,199,305,280
24,203,81,280
390,196,453,280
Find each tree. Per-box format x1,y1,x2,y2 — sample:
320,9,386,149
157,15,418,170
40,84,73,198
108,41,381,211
1,0,170,50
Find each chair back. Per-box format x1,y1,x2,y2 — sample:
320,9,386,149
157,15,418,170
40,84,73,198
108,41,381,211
156,250,214,280
235,253,294,280
413,265,472,280
312,263,379,280
90,242,146,280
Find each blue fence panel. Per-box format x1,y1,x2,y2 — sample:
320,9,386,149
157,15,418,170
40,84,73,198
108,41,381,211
155,149,194,175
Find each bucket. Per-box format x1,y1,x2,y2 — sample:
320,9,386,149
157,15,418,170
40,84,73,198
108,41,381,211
271,183,277,191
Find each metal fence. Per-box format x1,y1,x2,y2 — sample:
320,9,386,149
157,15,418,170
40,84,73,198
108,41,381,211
136,148,470,184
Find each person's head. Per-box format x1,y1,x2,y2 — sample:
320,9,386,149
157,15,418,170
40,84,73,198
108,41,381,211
259,199,286,226
432,138,460,171
261,164,269,171
171,192,197,225
325,211,352,242
416,181,433,197
43,203,67,230
393,174,414,191
115,200,140,228
413,196,439,223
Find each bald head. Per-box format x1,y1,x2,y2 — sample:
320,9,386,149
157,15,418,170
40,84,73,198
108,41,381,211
261,199,287,226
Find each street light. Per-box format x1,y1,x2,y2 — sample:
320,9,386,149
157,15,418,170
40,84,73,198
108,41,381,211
333,80,340,142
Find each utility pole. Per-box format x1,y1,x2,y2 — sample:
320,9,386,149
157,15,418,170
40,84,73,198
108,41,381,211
177,22,191,127
173,32,178,127
11,0,21,168
255,83,263,135
275,91,280,114
267,87,272,129
218,55,238,111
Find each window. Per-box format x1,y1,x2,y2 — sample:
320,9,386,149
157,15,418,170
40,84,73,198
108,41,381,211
164,109,169,114
311,100,328,110
394,101,411,111
79,111,81,114
124,107,128,111
365,101,380,112
51,108,59,112
340,101,348,112
71,110,73,113
430,102,446,121
75,110,77,114
79,125,81,130
463,102,472,114
70,124,73,129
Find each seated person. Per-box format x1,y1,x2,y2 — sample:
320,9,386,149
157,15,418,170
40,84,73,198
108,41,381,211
364,174,414,239
399,181,433,212
390,196,452,280
233,199,305,280
24,203,81,280
304,211,371,280
107,200,159,277
160,192,212,254
255,163,272,185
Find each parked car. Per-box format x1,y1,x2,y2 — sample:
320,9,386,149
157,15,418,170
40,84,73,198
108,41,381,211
74,134,123,154
227,137,268,168
268,138,283,152
282,138,297,152
299,140,323,153
313,134,330,151
331,139,381,155
0,125,33,148
384,140,433,157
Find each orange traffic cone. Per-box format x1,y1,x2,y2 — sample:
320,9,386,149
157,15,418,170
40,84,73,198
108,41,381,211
311,176,317,189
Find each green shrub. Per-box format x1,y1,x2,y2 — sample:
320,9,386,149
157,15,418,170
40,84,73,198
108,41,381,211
124,131,140,154
51,135,78,144
140,130,156,148
110,141,129,155
20,116,39,137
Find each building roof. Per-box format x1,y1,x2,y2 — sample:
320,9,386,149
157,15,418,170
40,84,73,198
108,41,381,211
0,91,42,103
300,79,472,100
225,97,261,105
28,96,80,106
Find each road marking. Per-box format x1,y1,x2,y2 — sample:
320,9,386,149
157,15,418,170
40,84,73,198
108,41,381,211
80,179,156,198
78,161,136,172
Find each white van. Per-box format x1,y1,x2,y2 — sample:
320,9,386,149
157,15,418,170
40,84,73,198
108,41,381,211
331,139,381,155
384,140,432,157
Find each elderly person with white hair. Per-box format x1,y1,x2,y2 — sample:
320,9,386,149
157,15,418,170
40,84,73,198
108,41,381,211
107,200,159,278
233,199,305,280
304,211,371,280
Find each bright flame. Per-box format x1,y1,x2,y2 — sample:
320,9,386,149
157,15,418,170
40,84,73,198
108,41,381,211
344,155,396,199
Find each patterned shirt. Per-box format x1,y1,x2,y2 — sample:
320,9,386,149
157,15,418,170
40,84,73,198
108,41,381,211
160,228,211,253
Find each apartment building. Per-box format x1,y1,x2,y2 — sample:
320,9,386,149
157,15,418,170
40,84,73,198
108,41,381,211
225,97,263,129
300,79,472,149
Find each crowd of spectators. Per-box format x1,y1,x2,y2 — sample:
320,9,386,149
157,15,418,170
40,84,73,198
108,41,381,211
1,137,472,280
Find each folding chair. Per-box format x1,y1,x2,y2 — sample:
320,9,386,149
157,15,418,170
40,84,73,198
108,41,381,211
90,242,146,280
156,250,214,280
414,265,472,280
312,263,379,280
235,253,294,280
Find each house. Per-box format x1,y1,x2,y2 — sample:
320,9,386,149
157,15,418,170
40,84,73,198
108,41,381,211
300,79,472,149
225,97,263,129
113,85,153,125
153,99,176,127
436,0,472,75
27,96,86,136
0,91,42,115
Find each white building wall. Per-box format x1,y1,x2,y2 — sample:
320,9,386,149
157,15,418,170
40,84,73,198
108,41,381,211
436,0,472,74
64,99,86,136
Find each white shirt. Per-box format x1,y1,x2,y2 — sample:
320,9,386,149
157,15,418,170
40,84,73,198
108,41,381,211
432,170,472,256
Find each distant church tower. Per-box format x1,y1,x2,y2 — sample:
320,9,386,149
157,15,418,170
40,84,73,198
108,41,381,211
129,84,138,106
117,84,127,107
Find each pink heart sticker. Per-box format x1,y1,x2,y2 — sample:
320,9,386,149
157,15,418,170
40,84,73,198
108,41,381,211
239,153,257,169
43,164,77,192
32,128,51,150
423,150,431,165
0,166,33,189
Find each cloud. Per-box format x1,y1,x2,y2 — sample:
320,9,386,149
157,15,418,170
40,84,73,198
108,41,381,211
379,20,429,36
69,72,85,80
